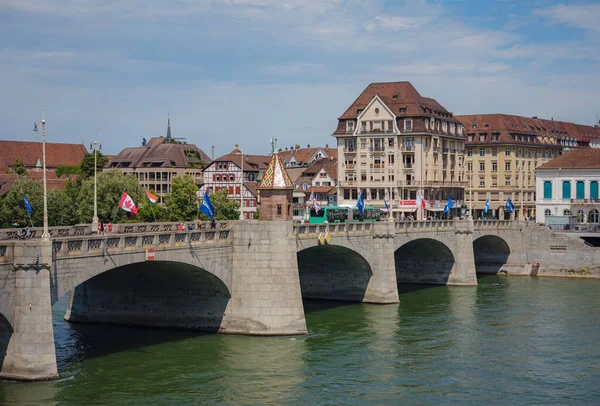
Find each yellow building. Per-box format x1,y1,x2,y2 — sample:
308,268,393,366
455,114,599,219
333,82,468,219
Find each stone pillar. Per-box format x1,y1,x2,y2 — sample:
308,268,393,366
221,221,307,335
1,241,58,381
364,221,400,304
447,220,477,286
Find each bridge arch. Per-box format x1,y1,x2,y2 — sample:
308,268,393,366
0,313,12,372
472,235,511,274
64,260,231,333
297,245,372,302
395,238,456,284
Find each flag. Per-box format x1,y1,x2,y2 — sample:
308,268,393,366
356,191,365,215
505,197,515,213
309,192,320,213
416,193,426,210
384,198,390,212
200,193,215,220
145,191,159,204
21,194,32,214
118,192,138,215
484,198,490,213
443,195,454,214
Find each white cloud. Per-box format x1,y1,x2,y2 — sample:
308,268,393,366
534,3,600,32
364,15,432,31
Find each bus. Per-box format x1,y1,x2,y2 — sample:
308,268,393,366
308,206,381,224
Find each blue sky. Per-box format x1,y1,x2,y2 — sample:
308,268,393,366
0,0,599,156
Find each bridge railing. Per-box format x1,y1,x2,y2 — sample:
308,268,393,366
0,221,232,241
395,220,455,231
293,222,375,235
51,223,233,259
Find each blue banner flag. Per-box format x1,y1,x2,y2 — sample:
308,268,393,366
484,198,490,213
200,193,215,220
443,195,454,214
356,191,365,216
505,197,515,213
384,198,390,212
22,194,32,214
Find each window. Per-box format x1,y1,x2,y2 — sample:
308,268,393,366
563,209,571,216
544,209,551,216
492,162,497,171
388,138,394,147
492,148,497,156
505,162,511,171
479,148,485,157
346,121,355,132
276,204,282,216
399,107,406,113
468,135,474,142
505,177,511,186
404,119,413,131
543,181,552,199
479,134,486,142
492,177,497,186
479,162,485,171
591,181,599,200
505,148,511,156
467,149,473,157
479,178,485,186
562,181,571,199
589,209,599,223
492,134,499,141
467,162,472,171
229,174,235,181
576,181,585,199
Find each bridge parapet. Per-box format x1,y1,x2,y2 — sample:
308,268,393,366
293,222,375,237
395,219,455,232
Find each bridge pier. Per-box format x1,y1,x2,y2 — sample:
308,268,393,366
447,220,478,286
0,241,58,381
364,222,400,303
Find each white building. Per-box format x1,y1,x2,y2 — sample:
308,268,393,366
535,149,600,224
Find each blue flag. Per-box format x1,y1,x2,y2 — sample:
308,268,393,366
505,197,515,213
200,193,215,220
484,198,490,213
443,195,454,214
356,192,365,216
22,194,32,214
384,198,390,212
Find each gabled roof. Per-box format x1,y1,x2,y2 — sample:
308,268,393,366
337,82,458,122
257,153,294,189
0,140,87,169
208,148,271,171
538,149,600,169
278,147,337,167
110,137,211,169
300,157,338,181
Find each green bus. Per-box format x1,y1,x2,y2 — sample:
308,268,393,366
308,206,381,224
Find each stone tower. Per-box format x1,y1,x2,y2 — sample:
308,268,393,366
257,153,294,221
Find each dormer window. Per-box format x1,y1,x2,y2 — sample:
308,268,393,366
392,94,398,100
450,123,455,134
404,119,413,131
346,121,355,132
399,108,406,113
357,109,363,115
472,124,477,129
479,134,486,142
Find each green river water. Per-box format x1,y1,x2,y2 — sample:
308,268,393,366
1,275,599,405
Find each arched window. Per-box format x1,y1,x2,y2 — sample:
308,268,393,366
563,209,572,216
576,209,585,222
589,209,599,224
544,209,551,216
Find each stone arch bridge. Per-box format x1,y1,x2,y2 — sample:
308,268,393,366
0,219,597,380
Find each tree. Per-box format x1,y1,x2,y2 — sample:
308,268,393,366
12,158,27,176
165,175,198,221
76,169,144,224
79,151,109,179
198,189,240,221
0,177,43,228
138,199,169,222
47,189,78,226
55,165,81,178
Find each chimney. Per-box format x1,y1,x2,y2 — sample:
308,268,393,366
532,116,538,119
211,146,214,160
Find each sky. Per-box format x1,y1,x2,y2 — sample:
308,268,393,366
0,0,599,156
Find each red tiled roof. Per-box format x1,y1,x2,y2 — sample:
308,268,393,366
538,149,600,169
0,140,87,169
209,149,271,171
110,137,211,169
278,147,337,166
0,170,77,197
456,114,600,146
304,186,336,194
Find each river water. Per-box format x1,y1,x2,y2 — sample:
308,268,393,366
1,275,599,405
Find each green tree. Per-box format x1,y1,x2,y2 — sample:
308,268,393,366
138,200,169,222
0,177,43,228
12,158,27,176
76,169,144,224
79,151,109,179
198,189,240,221
47,188,78,226
55,165,81,178
165,175,198,221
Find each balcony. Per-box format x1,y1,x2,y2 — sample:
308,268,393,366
339,181,356,187
343,147,356,153
571,198,600,205
370,164,385,169
344,163,355,170
360,129,394,134
402,146,414,151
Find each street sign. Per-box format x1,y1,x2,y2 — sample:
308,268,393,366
146,248,155,261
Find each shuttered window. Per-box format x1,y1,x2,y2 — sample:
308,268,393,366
562,181,571,199
543,181,552,199
591,181,599,200
576,181,585,199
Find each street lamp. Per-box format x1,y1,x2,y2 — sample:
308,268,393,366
33,109,49,240
91,139,101,231
469,160,473,218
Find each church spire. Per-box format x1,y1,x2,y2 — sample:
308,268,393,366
166,112,171,143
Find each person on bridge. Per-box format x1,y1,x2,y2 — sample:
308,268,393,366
25,226,31,239
210,218,216,229
107,222,113,234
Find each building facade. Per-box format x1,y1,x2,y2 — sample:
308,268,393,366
201,147,271,219
333,82,467,219
456,114,600,220
535,149,600,224
279,146,337,168
108,120,211,202
292,157,338,220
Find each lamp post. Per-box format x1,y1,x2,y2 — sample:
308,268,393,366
235,147,244,220
469,160,473,218
520,166,524,221
33,109,49,240
91,139,100,231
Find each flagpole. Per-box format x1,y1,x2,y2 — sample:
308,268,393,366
41,109,49,240
147,195,157,222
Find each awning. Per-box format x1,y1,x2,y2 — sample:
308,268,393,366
426,207,446,212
